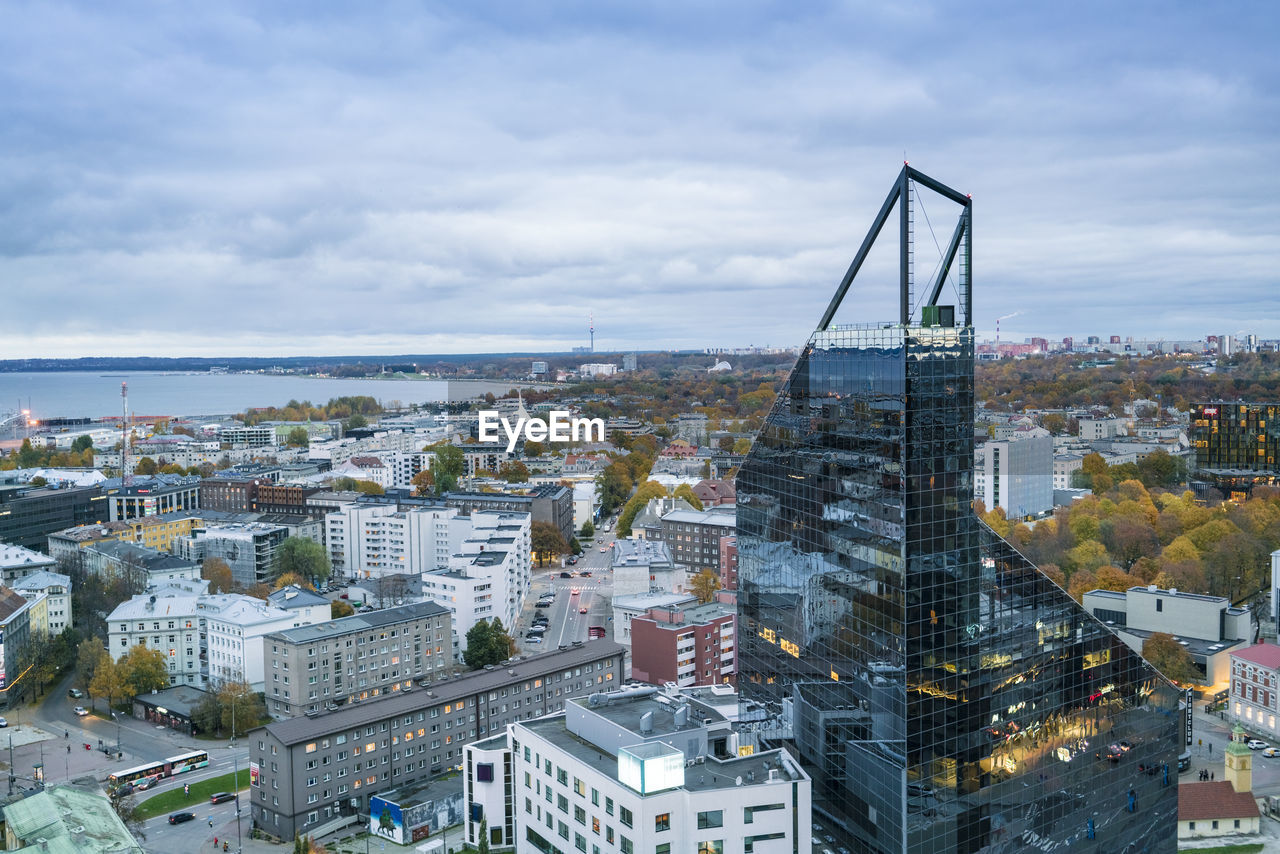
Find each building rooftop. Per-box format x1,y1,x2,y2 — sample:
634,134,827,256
0,588,32,622
1177,780,1260,821
612,592,697,612
259,641,624,746
0,543,58,569
612,539,674,568
268,585,329,611
1127,585,1230,605
661,508,737,527
3,782,140,853
266,600,450,645
11,570,71,591
132,684,213,718
1231,642,1280,670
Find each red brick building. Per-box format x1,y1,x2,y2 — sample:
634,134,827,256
718,535,737,591
629,591,736,688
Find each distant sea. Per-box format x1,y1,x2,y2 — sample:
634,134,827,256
0,371,534,419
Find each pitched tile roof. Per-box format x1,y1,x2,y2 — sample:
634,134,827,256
1178,780,1260,821
1231,642,1280,670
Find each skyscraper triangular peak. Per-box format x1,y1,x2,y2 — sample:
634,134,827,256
736,168,1180,853
819,163,972,333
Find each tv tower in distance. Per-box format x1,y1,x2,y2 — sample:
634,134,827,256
589,311,595,353
120,382,131,485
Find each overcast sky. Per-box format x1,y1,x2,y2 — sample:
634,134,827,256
2,1,1277,358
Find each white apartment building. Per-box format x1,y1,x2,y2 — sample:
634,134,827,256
107,590,326,689
974,433,1053,519
464,685,810,854
325,503,461,579
201,594,323,691
1230,643,1280,736
219,425,277,447
1053,453,1084,490
12,571,72,637
579,363,618,377
423,511,531,652
1079,417,1126,440
0,544,58,585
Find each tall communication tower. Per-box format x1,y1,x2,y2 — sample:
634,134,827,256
121,382,131,485
589,312,595,353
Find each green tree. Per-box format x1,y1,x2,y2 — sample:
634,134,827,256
617,480,668,536
286,426,310,447
580,520,595,539
531,521,569,566
192,691,222,736
273,571,312,590
202,557,234,593
353,479,385,495
1040,413,1067,435
523,440,546,457
331,599,355,619
70,434,94,453
274,537,332,585
344,413,368,431
690,569,721,603
121,644,170,698
477,819,491,854
1143,632,1202,684
464,618,514,669
218,681,263,738
431,444,465,494
673,483,705,511
732,437,752,454
133,456,158,475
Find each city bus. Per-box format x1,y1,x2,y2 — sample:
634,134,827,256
108,749,210,788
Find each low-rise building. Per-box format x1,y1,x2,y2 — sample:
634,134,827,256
629,591,737,687
0,483,106,553
463,683,811,854
12,570,72,636
0,543,59,585
0,587,34,707
1229,643,1280,736
1082,584,1253,690
248,640,625,840
3,782,143,852
268,585,332,626
263,601,453,720
611,539,680,597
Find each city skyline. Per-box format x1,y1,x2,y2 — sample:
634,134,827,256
2,2,1277,359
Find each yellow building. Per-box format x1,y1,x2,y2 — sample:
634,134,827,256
110,511,204,552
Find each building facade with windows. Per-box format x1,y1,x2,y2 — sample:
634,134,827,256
1229,642,1280,735
248,641,625,841
1191,402,1280,497
12,570,72,636
628,592,737,688
735,166,1180,853
463,684,810,854
658,508,736,574
262,601,453,720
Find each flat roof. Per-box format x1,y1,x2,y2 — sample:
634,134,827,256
259,641,624,746
268,600,450,644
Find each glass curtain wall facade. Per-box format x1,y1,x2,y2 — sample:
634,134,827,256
737,301,1180,850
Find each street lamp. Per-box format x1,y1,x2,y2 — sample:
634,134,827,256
111,712,121,757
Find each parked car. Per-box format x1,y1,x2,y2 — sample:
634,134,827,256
73,706,89,716
560,571,573,578
68,688,84,699
168,811,196,824
1247,739,1269,750
526,636,543,644
566,557,577,565
209,792,237,804
0,717,7,728
528,626,546,635
1096,744,1123,762
1263,747,1280,758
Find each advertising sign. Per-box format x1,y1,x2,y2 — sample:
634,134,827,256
1185,688,1193,747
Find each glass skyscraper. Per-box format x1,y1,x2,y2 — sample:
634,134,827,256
737,167,1180,853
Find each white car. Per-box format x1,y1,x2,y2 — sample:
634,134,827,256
73,706,89,716
1262,747,1279,758
1247,739,1268,750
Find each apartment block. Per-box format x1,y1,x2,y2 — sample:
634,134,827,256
249,640,625,841
658,508,736,573
12,570,72,637
629,592,736,687
1230,643,1280,736
974,433,1053,520
463,684,810,854
263,602,453,719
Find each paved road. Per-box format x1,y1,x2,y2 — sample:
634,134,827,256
515,534,615,654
